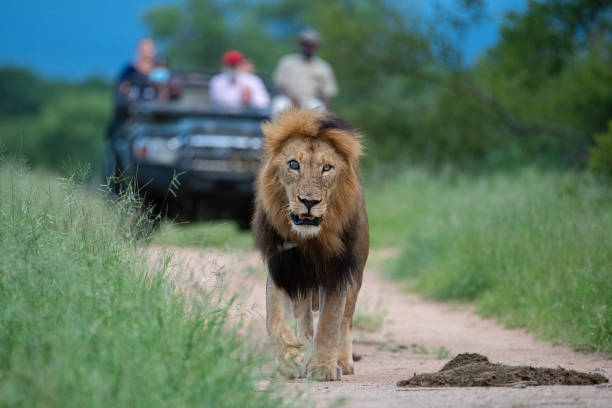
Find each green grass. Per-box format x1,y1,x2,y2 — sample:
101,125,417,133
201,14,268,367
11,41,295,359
435,347,453,360
353,299,386,332
366,167,612,353
151,221,253,250
0,162,288,407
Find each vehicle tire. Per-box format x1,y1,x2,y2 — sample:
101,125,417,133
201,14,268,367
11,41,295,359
236,214,252,230
103,147,129,196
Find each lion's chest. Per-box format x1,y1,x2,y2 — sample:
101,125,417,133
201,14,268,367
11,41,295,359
267,242,358,299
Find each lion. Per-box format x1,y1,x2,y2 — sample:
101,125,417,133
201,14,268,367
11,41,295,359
253,108,369,381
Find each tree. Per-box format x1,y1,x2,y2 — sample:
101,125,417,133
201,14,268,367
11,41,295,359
142,0,612,167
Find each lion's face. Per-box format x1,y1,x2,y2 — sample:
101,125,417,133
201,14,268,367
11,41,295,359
256,109,363,244
277,137,343,238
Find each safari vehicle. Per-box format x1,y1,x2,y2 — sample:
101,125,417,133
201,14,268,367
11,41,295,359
104,71,271,229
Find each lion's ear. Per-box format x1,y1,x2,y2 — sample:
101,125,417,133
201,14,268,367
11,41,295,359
261,120,278,153
261,120,287,156
324,129,363,163
318,113,363,162
261,109,323,155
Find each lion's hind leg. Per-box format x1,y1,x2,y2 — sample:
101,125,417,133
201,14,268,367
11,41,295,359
294,291,314,345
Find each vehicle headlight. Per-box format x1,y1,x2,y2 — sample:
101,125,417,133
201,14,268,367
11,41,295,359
132,136,181,166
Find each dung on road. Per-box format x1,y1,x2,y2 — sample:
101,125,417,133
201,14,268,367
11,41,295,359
397,353,608,387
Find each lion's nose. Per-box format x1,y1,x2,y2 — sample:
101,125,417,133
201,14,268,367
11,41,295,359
298,196,321,210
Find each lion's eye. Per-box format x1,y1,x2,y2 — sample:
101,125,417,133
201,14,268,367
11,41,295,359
288,160,300,170
322,164,333,173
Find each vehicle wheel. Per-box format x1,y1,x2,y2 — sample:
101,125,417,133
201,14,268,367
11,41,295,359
236,214,252,231
103,148,123,195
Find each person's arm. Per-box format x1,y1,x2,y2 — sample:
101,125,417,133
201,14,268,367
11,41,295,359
273,56,299,105
168,76,183,100
113,67,137,113
248,75,270,108
209,75,225,105
272,57,287,90
318,61,338,106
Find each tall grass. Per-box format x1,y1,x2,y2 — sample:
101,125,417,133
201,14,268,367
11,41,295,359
152,221,253,250
366,168,612,353
0,162,286,407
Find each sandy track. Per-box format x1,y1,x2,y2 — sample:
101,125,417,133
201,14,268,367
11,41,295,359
153,246,611,407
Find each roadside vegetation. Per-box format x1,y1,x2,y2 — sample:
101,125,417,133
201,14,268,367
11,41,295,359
366,167,612,353
152,220,253,250
353,299,387,333
0,0,610,395
0,162,288,408
0,68,109,177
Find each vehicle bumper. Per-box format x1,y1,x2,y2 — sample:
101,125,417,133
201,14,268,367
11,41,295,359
134,163,255,197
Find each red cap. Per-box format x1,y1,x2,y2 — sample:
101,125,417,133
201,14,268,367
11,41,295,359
222,50,243,65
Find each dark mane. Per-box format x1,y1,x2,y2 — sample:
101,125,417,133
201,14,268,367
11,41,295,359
318,113,354,134
253,210,360,298
253,109,368,299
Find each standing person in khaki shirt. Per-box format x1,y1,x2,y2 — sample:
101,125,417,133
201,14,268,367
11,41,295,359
273,29,338,112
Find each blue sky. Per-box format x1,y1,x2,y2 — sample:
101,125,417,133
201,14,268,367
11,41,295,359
0,0,525,81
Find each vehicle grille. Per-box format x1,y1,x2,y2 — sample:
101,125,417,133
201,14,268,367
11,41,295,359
185,135,261,174
190,158,258,173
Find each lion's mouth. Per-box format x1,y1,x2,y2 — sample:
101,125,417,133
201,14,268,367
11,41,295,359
291,213,323,226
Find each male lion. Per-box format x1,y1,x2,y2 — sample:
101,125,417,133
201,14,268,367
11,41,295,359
253,109,369,381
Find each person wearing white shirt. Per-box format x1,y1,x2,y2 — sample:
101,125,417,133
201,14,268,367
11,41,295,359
209,50,270,109
273,29,337,108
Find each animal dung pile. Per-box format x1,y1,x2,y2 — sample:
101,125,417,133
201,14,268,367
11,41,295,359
397,353,608,387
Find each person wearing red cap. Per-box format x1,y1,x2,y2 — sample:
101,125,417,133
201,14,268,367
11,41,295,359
209,50,269,109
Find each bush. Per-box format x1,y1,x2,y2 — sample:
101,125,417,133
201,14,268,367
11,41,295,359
366,168,612,352
0,88,110,176
588,121,612,179
0,162,288,408
0,67,53,117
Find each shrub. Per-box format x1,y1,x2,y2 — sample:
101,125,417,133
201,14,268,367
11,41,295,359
0,162,288,408
368,168,612,352
588,121,612,179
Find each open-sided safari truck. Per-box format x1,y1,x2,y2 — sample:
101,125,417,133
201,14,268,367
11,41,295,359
104,70,271,229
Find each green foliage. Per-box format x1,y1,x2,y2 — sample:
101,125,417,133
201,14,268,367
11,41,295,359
143,0,611,168
144,6,181,39
0,67,56,117
472,0,612,164
435,347,453,360
0,82,110,176
143,0,291,73
353,299,386,332
588,121,612,179
3,1,609,173
368,168,612,352
152,221,254,250
0,162,289,407
492,0,611,82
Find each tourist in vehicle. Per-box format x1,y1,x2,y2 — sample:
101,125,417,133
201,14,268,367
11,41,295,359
149,58,182,102
107,38,158,138
149,58,171,101
209,50,269,109
272,29,337,114
238,58,255,74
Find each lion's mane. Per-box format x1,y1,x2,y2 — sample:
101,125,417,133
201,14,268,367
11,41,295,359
253,109,369,298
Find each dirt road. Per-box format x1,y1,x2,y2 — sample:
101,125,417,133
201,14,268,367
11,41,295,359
155,246,612,407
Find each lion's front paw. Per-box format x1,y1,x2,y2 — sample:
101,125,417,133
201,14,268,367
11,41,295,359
278,359,302,379
307,363,343,381
337,358,354,375
277,346,306,379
